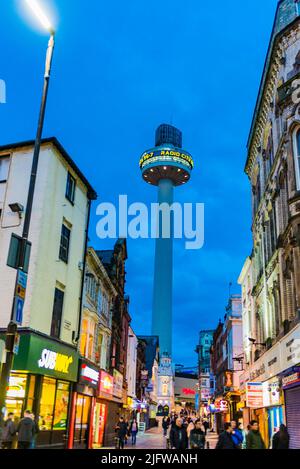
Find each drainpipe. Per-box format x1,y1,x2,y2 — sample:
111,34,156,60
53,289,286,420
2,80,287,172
75,198,91,344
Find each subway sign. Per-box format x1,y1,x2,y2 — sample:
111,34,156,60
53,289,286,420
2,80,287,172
12,333,79,381
139,149,194,170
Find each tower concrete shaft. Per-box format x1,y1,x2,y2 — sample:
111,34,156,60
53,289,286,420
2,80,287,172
152,178,174,357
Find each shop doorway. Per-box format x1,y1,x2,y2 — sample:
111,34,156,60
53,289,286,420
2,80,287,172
74,394,91,449
92,403,106,448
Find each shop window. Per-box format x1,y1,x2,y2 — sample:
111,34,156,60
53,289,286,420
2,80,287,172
6,373,28,419
25,375,36,412
74,395,91,448
39,377,56,431
53,381,70,431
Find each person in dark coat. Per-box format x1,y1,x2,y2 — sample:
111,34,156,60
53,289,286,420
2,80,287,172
162,417,170,436
246,420,266,449
17,410,35,449
215,422,237,449
1,413,16,449
170,418,188,450
129,418,138,445
272,424,289,450
189,420,206,449
115,417,128,450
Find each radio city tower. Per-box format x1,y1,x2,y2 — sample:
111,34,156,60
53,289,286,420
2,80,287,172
139,124,194,359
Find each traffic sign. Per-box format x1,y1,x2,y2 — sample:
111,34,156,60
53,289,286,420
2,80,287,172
14,297,24,325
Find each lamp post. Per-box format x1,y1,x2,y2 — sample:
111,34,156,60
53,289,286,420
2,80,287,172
0,0,55,424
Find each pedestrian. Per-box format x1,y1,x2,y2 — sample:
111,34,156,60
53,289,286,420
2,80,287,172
186,418,195,439
189,420,206,449
129,418,138,446
272,424,289,450
237,422,247,449
115,417,128,450
203,419,209,436
162,416,170,437
1,413,16,449
170,418,188,450
231,420,243,449
30,413,39,449
215,422,237,449
246,420,266,449
17,410,35,450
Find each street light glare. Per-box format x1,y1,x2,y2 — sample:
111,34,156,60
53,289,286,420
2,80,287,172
25,0,53,32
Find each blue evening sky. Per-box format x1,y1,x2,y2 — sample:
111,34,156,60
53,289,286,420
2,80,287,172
0,0,277,366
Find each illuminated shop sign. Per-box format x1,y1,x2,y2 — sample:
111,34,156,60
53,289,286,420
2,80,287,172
99,371,114,396
7,376,27,398
11,333,79,382
80,363,99,387
182,388,196,396
246,382,264,408
38,349,73,374
139,149,194,170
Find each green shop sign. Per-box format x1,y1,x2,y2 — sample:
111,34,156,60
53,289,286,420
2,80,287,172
12,333,79,382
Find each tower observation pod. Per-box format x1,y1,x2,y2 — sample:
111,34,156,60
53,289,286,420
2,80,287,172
139,124,194,358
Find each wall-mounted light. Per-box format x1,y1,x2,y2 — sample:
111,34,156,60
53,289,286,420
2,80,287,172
9,203,24,218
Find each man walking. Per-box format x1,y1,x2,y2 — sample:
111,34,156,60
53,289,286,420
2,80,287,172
17,410,35,450
170,418,188,450
246,420,266,449
115,417,128,450
1,413,16,449
215,422,237,449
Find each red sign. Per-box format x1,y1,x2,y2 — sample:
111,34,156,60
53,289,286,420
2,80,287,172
282,372,300,388
99,371,114,396
182,388,196,396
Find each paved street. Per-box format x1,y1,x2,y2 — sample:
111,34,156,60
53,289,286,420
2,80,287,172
102,427,219,450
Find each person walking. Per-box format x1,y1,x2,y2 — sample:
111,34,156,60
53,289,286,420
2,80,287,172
129,418,138,446
186,418,195,440
203,419,209,436
246,420,266,449
272,424,289,450
189,420,206,449
231,420,243,449
17,410,35,450
215,422,237,449
115,417,128,450
170,418,188,450
1,413,16,449
162,416,170,437
237,422,247,449
29,414,39,449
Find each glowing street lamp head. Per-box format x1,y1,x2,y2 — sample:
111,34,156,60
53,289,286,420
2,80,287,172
25,0,54,33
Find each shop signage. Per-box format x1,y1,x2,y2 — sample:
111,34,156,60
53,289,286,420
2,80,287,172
140,149,194,171
224,371,233,388
113,369,123,398
99,371,114,396
246,382,264,408
282,372,300,388
12,333,79,381
215,399,229,412
38,349,73,374
80,363,99,388
262,379,281,407
7,375,27,398
182,388,196,396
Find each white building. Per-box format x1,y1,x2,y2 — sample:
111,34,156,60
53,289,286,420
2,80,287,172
126,326,138,400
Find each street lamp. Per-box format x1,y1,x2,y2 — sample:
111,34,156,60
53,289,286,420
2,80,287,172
0,0,55,424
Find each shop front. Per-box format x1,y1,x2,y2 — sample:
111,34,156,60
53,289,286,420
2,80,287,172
69,359,100,449
97,370,122,447
282,367,300,449
6,331,78,448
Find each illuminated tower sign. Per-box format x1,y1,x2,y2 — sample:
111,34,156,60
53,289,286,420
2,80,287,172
140,124,194,358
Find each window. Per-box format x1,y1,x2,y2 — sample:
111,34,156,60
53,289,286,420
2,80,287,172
59,224,71,263
65,172,76,204
51,288,64,338
293,129,300,190
0,155,9,182
39,377,56,431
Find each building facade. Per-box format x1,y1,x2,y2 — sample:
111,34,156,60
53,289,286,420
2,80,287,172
196,330,214,416
0,138,96,448
210,295,243,433
239,0,300,449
